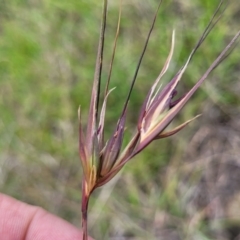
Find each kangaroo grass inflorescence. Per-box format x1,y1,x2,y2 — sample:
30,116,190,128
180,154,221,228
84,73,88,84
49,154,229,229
79,0,240,239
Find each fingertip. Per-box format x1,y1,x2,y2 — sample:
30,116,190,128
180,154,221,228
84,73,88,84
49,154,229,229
0,193,93,240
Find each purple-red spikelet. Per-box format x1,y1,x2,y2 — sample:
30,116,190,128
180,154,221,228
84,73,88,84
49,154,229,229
79,1,240,239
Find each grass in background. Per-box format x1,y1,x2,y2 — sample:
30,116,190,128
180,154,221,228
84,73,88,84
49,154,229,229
0,0,240,239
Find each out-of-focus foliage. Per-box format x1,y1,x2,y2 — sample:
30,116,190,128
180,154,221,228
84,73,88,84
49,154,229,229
0,0,240,239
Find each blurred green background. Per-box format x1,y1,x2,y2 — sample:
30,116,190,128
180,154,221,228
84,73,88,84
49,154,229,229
0,0,240,239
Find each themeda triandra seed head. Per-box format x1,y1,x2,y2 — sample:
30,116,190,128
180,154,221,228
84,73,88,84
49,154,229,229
79,1,240,239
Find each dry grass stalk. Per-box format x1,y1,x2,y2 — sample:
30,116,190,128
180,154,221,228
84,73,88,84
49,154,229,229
78,0,240,239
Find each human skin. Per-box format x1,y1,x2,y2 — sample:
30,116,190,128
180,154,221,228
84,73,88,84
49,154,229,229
0,193,93,240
